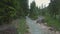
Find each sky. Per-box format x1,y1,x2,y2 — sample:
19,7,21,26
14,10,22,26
28,0,50,8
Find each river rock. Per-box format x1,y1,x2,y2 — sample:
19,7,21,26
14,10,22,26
36,16,45,24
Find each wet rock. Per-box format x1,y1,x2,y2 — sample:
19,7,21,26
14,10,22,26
36,16,45,24
48,27,56,32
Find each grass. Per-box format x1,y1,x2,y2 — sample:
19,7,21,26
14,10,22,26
45,15,60,31
17,18,29,34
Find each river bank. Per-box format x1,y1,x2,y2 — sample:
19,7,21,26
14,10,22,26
26,16,60,34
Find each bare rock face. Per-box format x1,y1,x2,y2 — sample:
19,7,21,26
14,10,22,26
0,24,18,34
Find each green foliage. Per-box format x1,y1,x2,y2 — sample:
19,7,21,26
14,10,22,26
43,0,60,31
16,0,28,17
0,0,17,25
45,15,60,31
18,18,28,34
29,1,39,20
48,0,60,18
0,0,28,25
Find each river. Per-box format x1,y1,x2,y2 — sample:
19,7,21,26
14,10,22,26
26,16,57,34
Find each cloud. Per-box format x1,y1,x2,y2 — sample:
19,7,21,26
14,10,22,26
28,0,34,7
28,0,50,8
35,0,50,7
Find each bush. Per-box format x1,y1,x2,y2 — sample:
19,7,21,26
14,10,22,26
45,15,60,31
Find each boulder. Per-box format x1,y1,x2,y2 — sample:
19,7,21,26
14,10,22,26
36,16,45,24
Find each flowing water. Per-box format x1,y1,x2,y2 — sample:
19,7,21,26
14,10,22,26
26,16,46,34
26,16,57,34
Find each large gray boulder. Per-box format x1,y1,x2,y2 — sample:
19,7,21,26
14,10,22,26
36,16,45,24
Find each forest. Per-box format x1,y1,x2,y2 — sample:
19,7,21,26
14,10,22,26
0,0,60,34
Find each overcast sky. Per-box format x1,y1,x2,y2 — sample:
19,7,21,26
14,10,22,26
28,0,50,8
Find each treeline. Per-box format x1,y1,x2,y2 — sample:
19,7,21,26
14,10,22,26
0,0,60,31
29,0,60,31
46,0,60,31
29,1,41,20
0,0,28,25
42,0,60,31
28,1,47,20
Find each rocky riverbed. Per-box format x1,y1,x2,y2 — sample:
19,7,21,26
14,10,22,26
26,16,60,34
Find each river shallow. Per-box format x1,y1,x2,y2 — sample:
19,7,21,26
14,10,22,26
26,16,58,34
26,17,46,34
